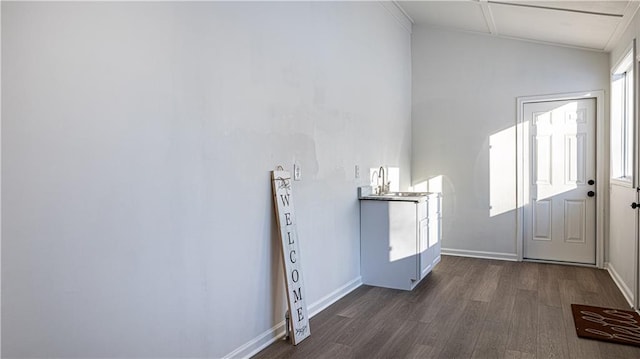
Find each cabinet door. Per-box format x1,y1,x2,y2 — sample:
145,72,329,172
419,218,431,278
418,201,428,221
389,202,419,281
427,194,442,269
428,194,441,248
428,218,439,248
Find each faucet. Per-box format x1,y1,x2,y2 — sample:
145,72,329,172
378,166,388,194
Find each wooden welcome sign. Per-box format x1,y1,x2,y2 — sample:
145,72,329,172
271,169,310,345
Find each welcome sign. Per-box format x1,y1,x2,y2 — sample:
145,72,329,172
271,169,310,345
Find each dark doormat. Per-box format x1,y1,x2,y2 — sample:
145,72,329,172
571,304,640,347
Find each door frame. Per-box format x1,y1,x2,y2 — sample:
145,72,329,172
516,90,606,268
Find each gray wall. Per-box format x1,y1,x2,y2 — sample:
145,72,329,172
1,2,412,357
411,26,609,257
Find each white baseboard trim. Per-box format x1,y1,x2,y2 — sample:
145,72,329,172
605,262,634,308
223,276,362,359
223,321,286,359
441,248,518,262
308,276,363,318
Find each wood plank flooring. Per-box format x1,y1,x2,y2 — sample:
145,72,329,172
253,256,640,358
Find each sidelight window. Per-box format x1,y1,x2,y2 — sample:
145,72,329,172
611,47,634,184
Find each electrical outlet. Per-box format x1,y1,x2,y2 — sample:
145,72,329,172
355,165,360,179
293,164,301,181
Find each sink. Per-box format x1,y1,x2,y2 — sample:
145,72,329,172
380,192,429,197
358,186,430,200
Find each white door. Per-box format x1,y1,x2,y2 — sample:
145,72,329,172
523,98,596,264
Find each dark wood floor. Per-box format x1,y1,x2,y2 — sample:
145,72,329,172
253,255,640,359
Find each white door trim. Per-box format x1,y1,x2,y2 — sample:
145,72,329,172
516,90,605,268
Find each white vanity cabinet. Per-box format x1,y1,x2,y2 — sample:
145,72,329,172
360,193,441,290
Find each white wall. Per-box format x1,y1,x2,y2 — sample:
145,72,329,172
412,26,609,257
608,185,636,303
607,8,640,305
1,2,412,357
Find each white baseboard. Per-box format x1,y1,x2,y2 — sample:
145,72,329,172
223,276,362,359
307,276,362,318
605,262,634,308
441,248,518,262
223,321,286,359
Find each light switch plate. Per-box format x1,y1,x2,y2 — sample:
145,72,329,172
293,164,301,181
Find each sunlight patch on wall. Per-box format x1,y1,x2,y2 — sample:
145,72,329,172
490,101,582,218
490,125,517,217
411,175,442,193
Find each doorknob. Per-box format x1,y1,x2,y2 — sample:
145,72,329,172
587,191,595,197
588,179,595,185
632,203,640,209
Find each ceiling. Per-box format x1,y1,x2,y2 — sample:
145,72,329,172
396,1,640,52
